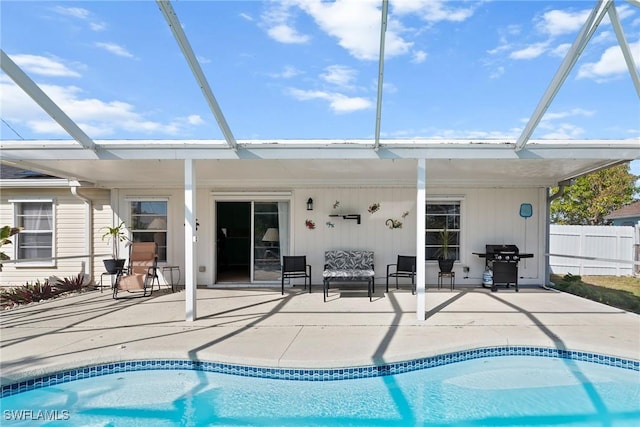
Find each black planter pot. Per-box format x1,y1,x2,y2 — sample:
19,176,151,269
103,258,126,274
438,258,455,273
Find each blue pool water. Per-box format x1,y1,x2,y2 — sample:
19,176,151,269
1,355,639,426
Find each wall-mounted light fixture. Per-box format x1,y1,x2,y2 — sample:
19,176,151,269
306,198,314,211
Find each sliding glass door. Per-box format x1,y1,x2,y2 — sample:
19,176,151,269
253,202,289,282
215,197,290,284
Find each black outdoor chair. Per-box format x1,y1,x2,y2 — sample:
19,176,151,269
386,255,416,294
281,256,311,295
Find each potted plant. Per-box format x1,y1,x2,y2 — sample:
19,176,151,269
0,225,21,272
436,227,455,273
101,221,129,274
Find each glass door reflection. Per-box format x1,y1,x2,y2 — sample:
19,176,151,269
253,202,288,281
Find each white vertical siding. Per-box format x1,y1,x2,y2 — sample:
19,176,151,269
429,187,542,284
293,187,417,284
2,184,548,288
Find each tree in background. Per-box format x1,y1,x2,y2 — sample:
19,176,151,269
550,163,639,225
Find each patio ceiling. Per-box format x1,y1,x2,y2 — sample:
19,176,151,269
0,156,626,189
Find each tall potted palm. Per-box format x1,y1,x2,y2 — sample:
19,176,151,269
436,227,455,273
101,221,128,274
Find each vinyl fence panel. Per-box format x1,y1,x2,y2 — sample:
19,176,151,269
549,225,637,276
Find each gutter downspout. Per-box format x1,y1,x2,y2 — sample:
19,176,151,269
545,181,570,288
70,182,93,282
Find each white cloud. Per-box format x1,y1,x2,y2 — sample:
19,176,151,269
535,8,591,37
261,0,477,62
197,56,212,64
287,88,372,113
262,0,411,61
391,0,475,23
261,2,310,44
392,127,519,140
543,108,595,120
489,66,505,79
0,78,196,137
187,115,204,125
538,123,586,139
95,42,135,59
531,108,595,139
52,5,106,32
270,65,301,79
382,81,398,94
89,22,106,32
53,6,90,20
509,42,549,60
267,24,310,44
550,43,572,58
411,50,427,64
578,41,640,81
591,30,614,45
10,54,81,78
321,65,357,87
239,12,253,22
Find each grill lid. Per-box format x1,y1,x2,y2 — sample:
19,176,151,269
486,244,519,254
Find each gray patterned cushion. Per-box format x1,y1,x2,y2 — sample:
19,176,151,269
323,250,374,280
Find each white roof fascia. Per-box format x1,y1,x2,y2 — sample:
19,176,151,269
0,50,97,152
1,139,637,161
514,0,611,152
156,0,238,151
373,0,389,152
0,179,74,188
608,4,640,96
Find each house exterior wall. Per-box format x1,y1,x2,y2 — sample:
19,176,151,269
610,217,640,227
0,188,112,287
1,184,546,288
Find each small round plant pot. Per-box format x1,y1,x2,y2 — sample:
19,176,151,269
103,258,126,274
438,258,455,273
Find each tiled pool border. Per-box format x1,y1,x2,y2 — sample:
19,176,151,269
2,345,638,397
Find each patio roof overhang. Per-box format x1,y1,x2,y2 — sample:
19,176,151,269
1,138,637,189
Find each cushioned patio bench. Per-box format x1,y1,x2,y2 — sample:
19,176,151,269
322,250,375,302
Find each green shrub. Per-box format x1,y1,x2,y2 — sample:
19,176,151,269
1,279,56,308
1,274,89,309
52,273,87,293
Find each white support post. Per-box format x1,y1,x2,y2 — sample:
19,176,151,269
416,159,426,321
185,159,197,321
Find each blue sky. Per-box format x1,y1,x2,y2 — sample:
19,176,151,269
0,1,638,172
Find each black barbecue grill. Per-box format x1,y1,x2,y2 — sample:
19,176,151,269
473,244,534,292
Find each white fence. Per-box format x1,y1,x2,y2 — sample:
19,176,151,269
549,225,639,276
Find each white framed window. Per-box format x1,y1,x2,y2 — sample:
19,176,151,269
128,199,168,262
426,200,462,261
11,200,55,265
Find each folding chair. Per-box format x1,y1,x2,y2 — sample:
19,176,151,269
281,256,311,295
386,255,416,294
113,242,159,299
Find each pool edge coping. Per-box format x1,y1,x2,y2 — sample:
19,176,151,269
2,345,639,398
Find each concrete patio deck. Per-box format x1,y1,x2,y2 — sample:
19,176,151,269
1,284,639,386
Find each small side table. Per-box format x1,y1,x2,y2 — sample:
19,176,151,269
162,266,180,292
438,271,455,290
99,272,118,293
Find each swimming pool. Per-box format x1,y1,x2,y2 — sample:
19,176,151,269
2,347,639,426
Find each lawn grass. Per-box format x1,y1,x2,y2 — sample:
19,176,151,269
551,274,640,314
